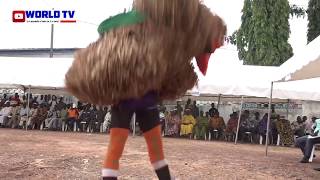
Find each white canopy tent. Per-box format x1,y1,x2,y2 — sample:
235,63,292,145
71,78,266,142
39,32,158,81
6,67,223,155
0,57,73,95
264,35,320,156
279,35,320,82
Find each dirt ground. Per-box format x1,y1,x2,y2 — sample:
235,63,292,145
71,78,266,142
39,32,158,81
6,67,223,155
0,129,319,180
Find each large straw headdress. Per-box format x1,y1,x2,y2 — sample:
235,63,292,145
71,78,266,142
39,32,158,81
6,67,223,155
65,0,226,105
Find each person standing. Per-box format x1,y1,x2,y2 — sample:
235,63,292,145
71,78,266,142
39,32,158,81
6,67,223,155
208,103,218,118
192,101,199,118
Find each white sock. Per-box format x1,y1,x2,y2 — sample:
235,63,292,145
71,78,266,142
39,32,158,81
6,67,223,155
152,159,168,170
102,168,119,177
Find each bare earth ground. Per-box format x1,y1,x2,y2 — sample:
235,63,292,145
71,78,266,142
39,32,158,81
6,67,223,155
0,129,319,180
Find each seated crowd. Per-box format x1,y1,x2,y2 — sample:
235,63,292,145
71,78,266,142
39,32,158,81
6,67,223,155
0,93,111,133
1,94,319,148
160,99,319,147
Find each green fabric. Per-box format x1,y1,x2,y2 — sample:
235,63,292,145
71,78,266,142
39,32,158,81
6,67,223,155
194,126,207,139
98,10,145,35
197,117,209,127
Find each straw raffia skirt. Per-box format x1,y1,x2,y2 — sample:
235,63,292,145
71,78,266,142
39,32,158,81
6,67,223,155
65,0,225,105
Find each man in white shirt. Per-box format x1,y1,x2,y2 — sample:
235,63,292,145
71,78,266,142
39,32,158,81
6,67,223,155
0,101,13,127
103,109,111,133
19,103,29,128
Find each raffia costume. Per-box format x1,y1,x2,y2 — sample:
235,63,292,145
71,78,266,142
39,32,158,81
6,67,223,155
65,0,226,179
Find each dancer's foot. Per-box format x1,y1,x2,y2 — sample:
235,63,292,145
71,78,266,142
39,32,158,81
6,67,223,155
155,165,173,180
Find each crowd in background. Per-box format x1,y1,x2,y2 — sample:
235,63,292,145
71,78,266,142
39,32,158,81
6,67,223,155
0,93,111,133
1,94,319,146
159,98,320,146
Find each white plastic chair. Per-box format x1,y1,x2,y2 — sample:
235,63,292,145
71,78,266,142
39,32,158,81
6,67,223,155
277,134,281,146
309,144,320,163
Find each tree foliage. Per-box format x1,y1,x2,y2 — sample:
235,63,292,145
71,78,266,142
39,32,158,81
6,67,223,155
290,5,306,18
307,0,320,43
234,0,293,66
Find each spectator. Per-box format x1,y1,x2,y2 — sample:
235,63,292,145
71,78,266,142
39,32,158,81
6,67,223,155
225,112,239,135
194,111,208,139
103,107,111,133
165,109,180,137
7,101,20,128
239,110,259,141
44,95,48,105
159,111,166,135
291,116,306,137
46,106,61,130
11,93,21,106
32,96,38,105
175,101,183,119
258,113,275,144
0,94,8,107
305,117,316,135
56,97,66,111
27,103,38,129
192,101,199,118
184,98,192,110
18,103,29,128
79,105,90,131
60,105,68,130
32,104,48,129
208,103,218,117
67,104,79,131
20,95,27,105
296,118,320,163
158,102,166,113
180,108,196,137
37,95,44,105
208,111,225,139
49,95,58,111
97,106,107,132
275,115,294,146
0,101,12,127
87,105,98,132
302,116,308,123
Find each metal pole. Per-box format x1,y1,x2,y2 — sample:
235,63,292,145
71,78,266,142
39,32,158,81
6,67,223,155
235,96,244,144
132,113,136,137
217,94,221,111
265,82,274,156
50,24,54,58
286,99,290,120
26,85,31,131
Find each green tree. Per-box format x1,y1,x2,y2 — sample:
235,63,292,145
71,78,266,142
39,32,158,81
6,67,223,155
234,0,294,66
307,0,320,43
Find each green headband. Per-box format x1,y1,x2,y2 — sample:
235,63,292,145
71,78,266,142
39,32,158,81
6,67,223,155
98,10,145,35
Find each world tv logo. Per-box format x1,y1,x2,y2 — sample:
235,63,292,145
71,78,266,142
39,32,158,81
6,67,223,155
12,10,76,23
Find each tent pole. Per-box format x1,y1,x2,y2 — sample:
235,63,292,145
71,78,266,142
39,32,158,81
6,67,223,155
50,24,54,58
235,96,244,145
26,85,31,131
132,113,136,137
265,82,274,156
217,94,221,110
286,99,290,120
